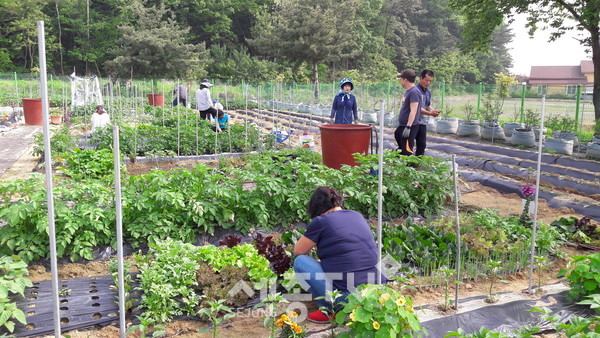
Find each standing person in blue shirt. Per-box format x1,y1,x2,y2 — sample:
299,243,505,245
330,78,358,124
394,69,422,156
415,69,440,156
293,186,385,324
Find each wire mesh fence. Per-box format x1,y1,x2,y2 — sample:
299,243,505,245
0,73,595,127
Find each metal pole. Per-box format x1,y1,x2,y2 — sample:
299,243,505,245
452,154,461,307
528,96,545,293
477,83,483,119
520,83,526,124
575,84,582,133
113,126,126,338
441,82,446,112
37,20,62,337
377,100,384,285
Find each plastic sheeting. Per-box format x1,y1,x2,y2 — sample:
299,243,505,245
8,275,119,336
421,291,594,337
427,136,599,174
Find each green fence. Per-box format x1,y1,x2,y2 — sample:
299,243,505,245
0,73,595,128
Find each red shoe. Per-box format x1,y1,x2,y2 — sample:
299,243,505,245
307,310,335,324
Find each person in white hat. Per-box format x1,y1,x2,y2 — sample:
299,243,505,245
195,79,217,120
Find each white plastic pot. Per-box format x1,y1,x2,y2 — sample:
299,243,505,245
481,126,506,140
510,129,536,147
436,118,459,134
586,143,600,159
457,123,481,137
544,137,574,155
503,122,525,137
553,131,579,146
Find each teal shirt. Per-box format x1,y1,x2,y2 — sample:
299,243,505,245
218,114,229,129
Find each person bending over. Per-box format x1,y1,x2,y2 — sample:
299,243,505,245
293,186,385,323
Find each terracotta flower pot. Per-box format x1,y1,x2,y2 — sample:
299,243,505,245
147,94,165,106
22,98,47,125
50,115,62,124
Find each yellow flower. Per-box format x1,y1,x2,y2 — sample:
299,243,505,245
292,324,303,334
346,322,353,326
396,297,406,306
288,311,298,318
407,306,414,313
361,288,368,296
349,310,356,321
379,293,391,305
373,321,380,330
280,314,289,322
275,318,284,327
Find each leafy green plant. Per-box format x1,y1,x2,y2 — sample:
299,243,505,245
0,175,116,262
435,267,457,310
534,256,550,292
136,239,203,323
125,316,167,337
197,299,236,338
462,103,476,122
108,258,134,314
546,114,576,133
445,327,511,338
523,108,540,131
31,130,77,159
316,290,347,336
57,148,120,181
559,252,600,301
578,294,600,314
254,292,288,338
337,284,425,337
484,260,506,303
0,255,31,333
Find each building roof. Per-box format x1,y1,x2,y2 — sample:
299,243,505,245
528,62,593,85
581,60,593,73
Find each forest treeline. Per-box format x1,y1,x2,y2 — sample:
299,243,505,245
0,0,512,84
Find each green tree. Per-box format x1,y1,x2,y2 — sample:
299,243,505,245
250,0,366,100
50,0,124,76
449,0,600,123
0,0,55,71
104,0,206,79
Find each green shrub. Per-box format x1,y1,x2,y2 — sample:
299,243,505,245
57,148,121,181
561,252,600,301
31,129,77,159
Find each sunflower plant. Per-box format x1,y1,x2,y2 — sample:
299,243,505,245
336,284,426,337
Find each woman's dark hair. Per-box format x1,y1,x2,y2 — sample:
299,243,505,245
307,186,344,219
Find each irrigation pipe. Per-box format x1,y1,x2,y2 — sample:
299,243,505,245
452,153,461,308
37,20,62,337
528,96,546,293
377,100,384,285
112,126,126,338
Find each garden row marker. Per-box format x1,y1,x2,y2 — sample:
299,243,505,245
377,100,384,285
520,83,526,124
113,126,127,338
37,20,62,337
575,84,582,133
452,153,461,307
528,96,546,294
